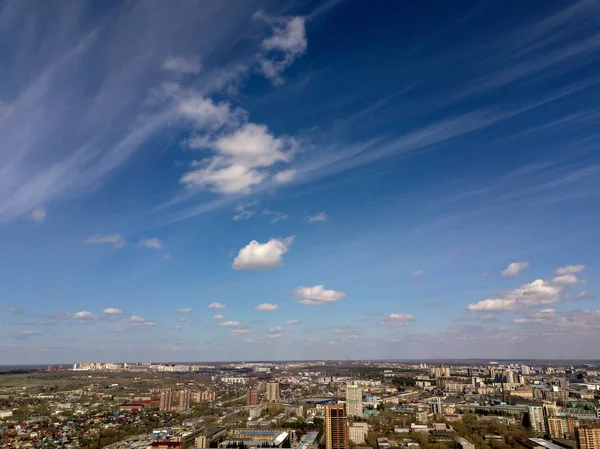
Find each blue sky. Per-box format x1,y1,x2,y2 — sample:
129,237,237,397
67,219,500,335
1,0,599,364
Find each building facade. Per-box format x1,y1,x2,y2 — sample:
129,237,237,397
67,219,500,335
348,422,368,444
160,389,172,411
546,417,564,439
528,405,546,433
576,427,600,449
266,382,280,403
247,387,259,406
346,384,363,417
325,404,349,449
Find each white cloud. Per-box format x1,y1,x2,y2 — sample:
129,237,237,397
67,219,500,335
307,211,328,222
85,234,125,248
31,207,47,222
177,94,244,131
73,311,94,320
412,269,424,278
181,123,297,194
130,315,156,327
162,55,203,74
555,264,586,275
231,328,250,335
268,333,281,339
208,302,226,309
139,238,163,249
172,325,183,331
274,169,295,184
285,319,300,325
382,313,414,327
262,208,288,223
552,274,579,285
294,285,346,305
179,317,192,323
254,303,279,312
232,237,293,270
269,326,283,333
466,279,564,312
163,253,172,260
233,203,256,221
213,314,224,320
501,261,529,277
221,320,240,327
256,14,307,84
513,308,556,324
103,308,123,315
19,330,39,336
178,308,191,313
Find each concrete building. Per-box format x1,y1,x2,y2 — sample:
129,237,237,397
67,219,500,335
346,383,363,417
576,427,600,449
247,387,259,406
349,422,368,444
178,389,191,410
267,382,280,403
160,389,172,411
416,410,428,424
457,437,475,449
529,405,546,433
325,404,348,449
544,402,559,418
546,417,564,439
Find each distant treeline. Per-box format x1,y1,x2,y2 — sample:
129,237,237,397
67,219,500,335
0,369,39,375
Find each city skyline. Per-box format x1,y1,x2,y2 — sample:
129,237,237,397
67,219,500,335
1,0,600,364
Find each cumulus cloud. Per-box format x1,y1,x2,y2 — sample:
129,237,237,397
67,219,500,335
268,333,281,339
178,308,192,313
139,238,163,249
181,124,298,194
285,319,300,325
555,264,586,275
552,274,579,285
382,313,414,327
130,315,156,327
208,302,226,309
162,55,203,74
221,320,240,327
31,207,47,222
73,311,94,320
255,14,307,85
103,308,123,315
466,278,569,312
85,234,125,248
501,261,529,277
213,314,224,320
269,326,283,333
254,303,279,312
231,328,250,335
232,237,293,270
177,93,244,131
307,211,328,222
294,285,346,305
179,317,192,323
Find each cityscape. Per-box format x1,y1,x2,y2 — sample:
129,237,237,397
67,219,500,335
1,361,600,449
1,0,600,448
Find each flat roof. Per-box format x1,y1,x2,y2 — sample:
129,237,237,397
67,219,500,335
529,439,564,449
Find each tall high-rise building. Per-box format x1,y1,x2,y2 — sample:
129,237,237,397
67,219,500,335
521,365,531,375
346,383,363,417
160,389,172,411
546,418,564,439
179,389,191,410
247,387,259,406
565,417,577,438
528,405,546,433
543,402,558,418
201,391,215,402
266,382,280,403
576,427,600,449
325,404,348,449
505,370,515,384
